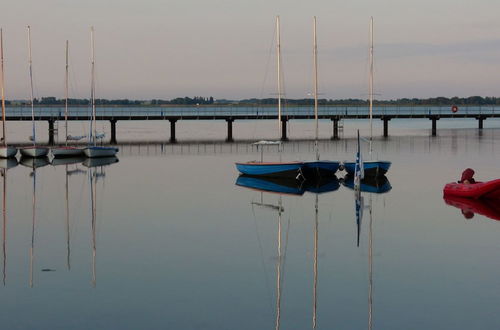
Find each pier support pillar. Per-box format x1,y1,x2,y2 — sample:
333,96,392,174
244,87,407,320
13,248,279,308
331,118,339,140
281,118,288,141
169,119,177,143
382,117,391,137
430,116,439,136
478,116,485,129
226,119,234,142
110,119,117,144
48,119,55,145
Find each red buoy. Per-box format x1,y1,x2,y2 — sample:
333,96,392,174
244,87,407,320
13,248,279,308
451,105,458,113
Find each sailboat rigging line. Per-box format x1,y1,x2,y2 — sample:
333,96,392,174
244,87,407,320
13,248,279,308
369,17,374,157
313,16,319,161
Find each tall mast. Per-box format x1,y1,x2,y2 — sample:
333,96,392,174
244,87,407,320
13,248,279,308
65,40,69,145
276,16,282,140
27,26,36,146
90,27,96,146
313,16,319,160
0,29,6,146
369,17,374,157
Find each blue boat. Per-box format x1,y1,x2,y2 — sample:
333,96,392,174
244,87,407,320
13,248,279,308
343,160,391,177
341,175,392,194
235,175,305,195
235,161,304,179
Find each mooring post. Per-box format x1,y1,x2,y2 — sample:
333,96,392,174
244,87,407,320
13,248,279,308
281,118,288,141
331,118,339,140
169,119,177,143
110,119,117,144
430,116,439,136
478,116,485,129
226,118,234,142
382,117,391,137
48,119,55,145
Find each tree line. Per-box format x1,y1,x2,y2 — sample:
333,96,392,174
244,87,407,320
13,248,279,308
5,95,500,106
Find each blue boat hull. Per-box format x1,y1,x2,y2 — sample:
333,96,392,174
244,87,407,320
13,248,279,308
302,161,340,179
235,162,303,178
343,160,391,177
235,175,305,195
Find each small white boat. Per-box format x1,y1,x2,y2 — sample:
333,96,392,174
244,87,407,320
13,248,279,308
52,146,84,157
52,41,84,159
84,28,119,159
20,146,49,158
83,146,118,158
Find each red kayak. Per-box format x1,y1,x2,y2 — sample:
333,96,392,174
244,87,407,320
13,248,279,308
443,179,500,199
444,195,500,221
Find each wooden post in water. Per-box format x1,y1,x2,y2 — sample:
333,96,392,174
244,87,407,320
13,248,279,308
478,116,485,129
281,118,288,141
331,118,339,140
110,119,117,144
382,117,391,137
48,119,55,145
169,119,177,143
226,119,234,142
430,116,439,136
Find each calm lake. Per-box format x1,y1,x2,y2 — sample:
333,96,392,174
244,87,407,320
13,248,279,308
1,121,500,329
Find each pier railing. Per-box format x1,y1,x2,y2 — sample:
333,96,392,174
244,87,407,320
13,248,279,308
6,105,500,119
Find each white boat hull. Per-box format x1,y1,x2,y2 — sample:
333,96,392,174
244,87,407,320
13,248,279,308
83,146,119,158
52,147,84,157
0,146,18,158
20,146,50,158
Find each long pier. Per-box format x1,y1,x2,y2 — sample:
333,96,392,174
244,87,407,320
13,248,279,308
6,105,500,143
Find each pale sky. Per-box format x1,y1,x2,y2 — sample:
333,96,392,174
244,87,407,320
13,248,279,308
2,0,500,100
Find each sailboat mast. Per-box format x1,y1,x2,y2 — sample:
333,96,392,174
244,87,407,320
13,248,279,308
276,16,282,140
27,26,36,146
369,17,374,157
313,16,319,160
65,40,69,145
0,29,6,146
90,27,96,146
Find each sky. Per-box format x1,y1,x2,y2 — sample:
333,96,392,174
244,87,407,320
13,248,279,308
1,0,500,100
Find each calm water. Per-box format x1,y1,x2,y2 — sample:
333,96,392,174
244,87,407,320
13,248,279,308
1,127,500,329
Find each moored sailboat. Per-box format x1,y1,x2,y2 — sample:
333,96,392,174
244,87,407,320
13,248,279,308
344,18,391,177
302,17,339,179
52,40,84,157
20,26,49,158
83,27,118,158
0,29,17,158
235,16,303,179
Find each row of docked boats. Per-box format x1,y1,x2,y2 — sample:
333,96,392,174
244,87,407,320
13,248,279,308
236,173,392,196
0,155,119,169
0,27,118,161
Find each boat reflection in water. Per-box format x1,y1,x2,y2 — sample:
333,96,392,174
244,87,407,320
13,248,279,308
50,156,86,167
444,196,500,221
236,175,339,196
341,174,392,194
83,156,119,168
20,156,50,169
0,158,18,170
236,173,339,329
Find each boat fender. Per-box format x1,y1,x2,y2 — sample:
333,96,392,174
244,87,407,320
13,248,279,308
451,105,458,113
